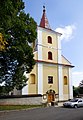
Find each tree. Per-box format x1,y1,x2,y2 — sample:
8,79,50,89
0,0,37,94
73,86,79,97
78,80,83,94
79,80,83,88
0,33,8,51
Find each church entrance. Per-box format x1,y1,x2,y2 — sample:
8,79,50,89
46,89,55,103
48,94,54,103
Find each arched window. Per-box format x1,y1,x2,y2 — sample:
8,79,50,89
48,36,52,44
30,74,35,84
48,51,52,60
64,76,68,85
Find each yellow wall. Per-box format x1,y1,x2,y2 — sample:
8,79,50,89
33,51,38,60
42,31,58,48
42,31,58,63
62,66,69,99
28,64,38,94
43,64,58,94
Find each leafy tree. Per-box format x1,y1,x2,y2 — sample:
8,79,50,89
0,0,37,94
73,86,79,97
78,80,83,94
79,80,83,88
0,33,8,51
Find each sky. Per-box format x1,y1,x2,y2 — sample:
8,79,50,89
23,0,83,87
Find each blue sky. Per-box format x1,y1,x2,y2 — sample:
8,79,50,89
23,0,83,87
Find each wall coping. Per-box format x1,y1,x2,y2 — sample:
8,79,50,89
0,94,42,99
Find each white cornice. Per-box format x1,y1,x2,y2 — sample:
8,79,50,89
37,26,62,36
37,43,62,50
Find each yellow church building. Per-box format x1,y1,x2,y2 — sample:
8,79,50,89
22,7,74,102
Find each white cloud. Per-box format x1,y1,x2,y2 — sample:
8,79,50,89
72,71,83,75
72,71,83,87
55,25,76,41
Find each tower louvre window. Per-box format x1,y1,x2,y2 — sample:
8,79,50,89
48,51,52,60
48,36,52,43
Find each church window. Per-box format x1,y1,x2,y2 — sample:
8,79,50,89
48,76,53,84
48,36,52,43
30,74,35,84
48,51,52,60
64,76,68,85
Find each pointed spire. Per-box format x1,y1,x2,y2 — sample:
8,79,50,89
39,6,51,29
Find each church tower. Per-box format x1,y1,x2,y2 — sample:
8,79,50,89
22,6,74,102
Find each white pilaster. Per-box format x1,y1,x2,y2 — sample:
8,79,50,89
69,68,73,99
38,63,43,94
22,84,28,95
57,35,62,63
37,27,43,94
22,72,29,95
57,35,63,101
58,66,63,101
37,27,42,60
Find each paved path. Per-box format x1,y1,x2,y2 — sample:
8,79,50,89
0,107,83,120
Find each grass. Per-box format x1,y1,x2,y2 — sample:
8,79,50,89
0,105,42,111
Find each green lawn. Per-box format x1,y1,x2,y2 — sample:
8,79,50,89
0,105,42,111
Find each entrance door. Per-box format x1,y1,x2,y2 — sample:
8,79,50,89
48,94,54,103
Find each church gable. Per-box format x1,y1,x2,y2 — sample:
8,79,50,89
62,55,72,66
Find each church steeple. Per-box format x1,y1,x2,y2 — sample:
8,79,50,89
39,6,51,29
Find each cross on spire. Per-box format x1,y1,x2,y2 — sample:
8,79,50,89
43,5,45,12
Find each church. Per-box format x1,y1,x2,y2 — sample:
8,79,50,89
22,6,74,102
